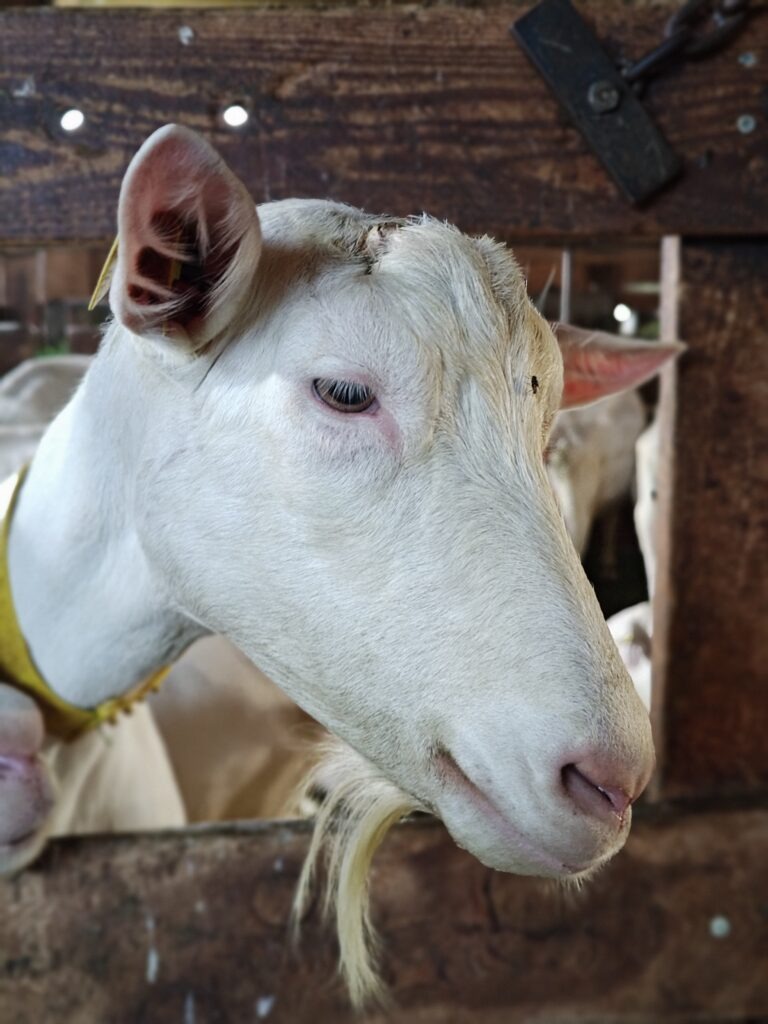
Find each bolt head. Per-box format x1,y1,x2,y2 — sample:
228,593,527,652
588,79,621,114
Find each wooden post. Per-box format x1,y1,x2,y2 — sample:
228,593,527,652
652,238,768,801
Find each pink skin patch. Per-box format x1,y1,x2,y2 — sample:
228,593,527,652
0,755,54,848
0,686,45,757
0,688,52,857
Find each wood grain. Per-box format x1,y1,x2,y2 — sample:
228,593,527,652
0,3,766,244
0,807,766,1023
653,240,768,800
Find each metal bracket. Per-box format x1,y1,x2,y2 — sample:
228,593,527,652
512,0,682,204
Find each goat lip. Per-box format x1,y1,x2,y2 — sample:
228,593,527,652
433,749,573,876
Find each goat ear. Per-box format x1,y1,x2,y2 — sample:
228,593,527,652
109,124,261,351
552,324,685,409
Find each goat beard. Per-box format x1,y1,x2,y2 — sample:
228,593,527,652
291,739,604,1009
292,739,419,1009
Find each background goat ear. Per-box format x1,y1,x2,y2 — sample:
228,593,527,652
110,124,261,351
552,324,685,409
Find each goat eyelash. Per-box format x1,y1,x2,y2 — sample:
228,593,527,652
313,378,376,414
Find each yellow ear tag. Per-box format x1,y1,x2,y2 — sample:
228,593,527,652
89,233,184,333
167,252,183,289
88,236,119,312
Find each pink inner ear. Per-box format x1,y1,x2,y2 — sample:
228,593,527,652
128,212,189,307
129,211,229,336
561,347,674,407
554,325,684,409
113,125,260,345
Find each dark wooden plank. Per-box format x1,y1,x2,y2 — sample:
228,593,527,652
0,807,766,1022
652,239,768,801
0,3,766,244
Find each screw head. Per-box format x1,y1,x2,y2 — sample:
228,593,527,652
588,80,621,114
738,52,757,68
737,114,757,134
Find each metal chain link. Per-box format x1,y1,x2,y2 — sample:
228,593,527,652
621,0,753,86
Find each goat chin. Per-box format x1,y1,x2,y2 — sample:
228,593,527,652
292,742,608,1010
292,740,418,1009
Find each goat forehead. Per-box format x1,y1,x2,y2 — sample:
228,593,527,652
256,199,550,376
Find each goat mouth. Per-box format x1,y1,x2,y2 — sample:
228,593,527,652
431,747,578,876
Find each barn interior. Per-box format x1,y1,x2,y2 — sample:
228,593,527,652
0,1,765,1021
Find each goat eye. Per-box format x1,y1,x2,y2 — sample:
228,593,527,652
313,378,376,413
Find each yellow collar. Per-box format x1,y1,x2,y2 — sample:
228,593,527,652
0,466,171,742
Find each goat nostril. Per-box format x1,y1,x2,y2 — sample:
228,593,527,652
561,764,633,824
593,782,631,817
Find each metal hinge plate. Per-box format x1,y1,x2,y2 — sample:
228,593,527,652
512,0,682,204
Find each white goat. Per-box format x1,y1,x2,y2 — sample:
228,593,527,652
2,125,680,1003
0,356,306,830
0,355,90,428
634,414,661,597
153,635,314,821
546,388,646,556
607,416,662,711
0,359,671,829
0,356,185,863
0,356,91,480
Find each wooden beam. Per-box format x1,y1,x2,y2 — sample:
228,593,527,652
1,808,766,1022
0,3,766,245
652,239,768,800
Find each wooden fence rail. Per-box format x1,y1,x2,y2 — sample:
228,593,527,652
0,2,766,243
2,808,767,1023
